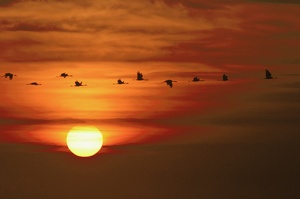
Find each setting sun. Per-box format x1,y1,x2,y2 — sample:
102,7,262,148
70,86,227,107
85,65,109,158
66,126,103,157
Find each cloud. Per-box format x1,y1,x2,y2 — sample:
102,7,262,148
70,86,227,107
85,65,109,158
0,0,299,70
0,0,17,6
249,0,300,4
0,0,238,63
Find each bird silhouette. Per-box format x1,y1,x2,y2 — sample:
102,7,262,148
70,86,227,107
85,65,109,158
135,71,149,81
192,76,200,82
27,82,41,86
58,73,73,78
72,80,87,87
3,73,17,80
188,76,205,82
162,79,177,88
222,74,228,81
114,79,128,85
265,69,273,79
136,71,144,80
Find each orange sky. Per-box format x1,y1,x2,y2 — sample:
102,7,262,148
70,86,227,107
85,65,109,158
1,2,300,198
1,0,300,147
0,0,299,70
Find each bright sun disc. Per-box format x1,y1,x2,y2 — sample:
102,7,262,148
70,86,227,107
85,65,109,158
66,126,103,157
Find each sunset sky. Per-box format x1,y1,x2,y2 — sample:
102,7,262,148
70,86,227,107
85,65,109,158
1,1,300,199
1,0,300,140
0,0,299,69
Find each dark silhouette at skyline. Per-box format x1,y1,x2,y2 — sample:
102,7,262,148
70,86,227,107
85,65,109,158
27,82,41,86
3,73,17,80
58,73,73,78
162,79,177,88
265,69,273,79
223,74,228,81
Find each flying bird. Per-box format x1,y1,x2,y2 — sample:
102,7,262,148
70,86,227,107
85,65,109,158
27,82,41,86
189,76,204,82
192,76,200,82
265,69,273,79
222,74,228,81
2,73,17,80
162,79,177,88
136,71,148,81
136,71,144,80
58,73,73,78
114,79,128,85
72,80,87,87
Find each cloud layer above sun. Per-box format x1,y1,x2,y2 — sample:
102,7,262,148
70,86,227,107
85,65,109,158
0,0,299,69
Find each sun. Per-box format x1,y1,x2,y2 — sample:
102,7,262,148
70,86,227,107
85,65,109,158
66,126,103,157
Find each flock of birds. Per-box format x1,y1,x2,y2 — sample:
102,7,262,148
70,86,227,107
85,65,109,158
1,69,274,88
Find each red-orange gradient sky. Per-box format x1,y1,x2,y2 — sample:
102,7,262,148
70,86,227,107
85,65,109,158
1,1,300,199
0,0,299,70
1,0,300,147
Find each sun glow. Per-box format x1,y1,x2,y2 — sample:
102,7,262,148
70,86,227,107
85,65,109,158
66,126,103,157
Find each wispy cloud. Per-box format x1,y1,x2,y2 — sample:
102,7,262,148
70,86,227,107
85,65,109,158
0,0,299,69
249,0,300,4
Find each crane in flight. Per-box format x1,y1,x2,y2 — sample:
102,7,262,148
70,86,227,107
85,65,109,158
58,73,73,78
265,69,273,79
162,79,177,88
27,82,42,86
72,80,87,87
222,74,228,81
2,73,17,80
114,79,128,85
